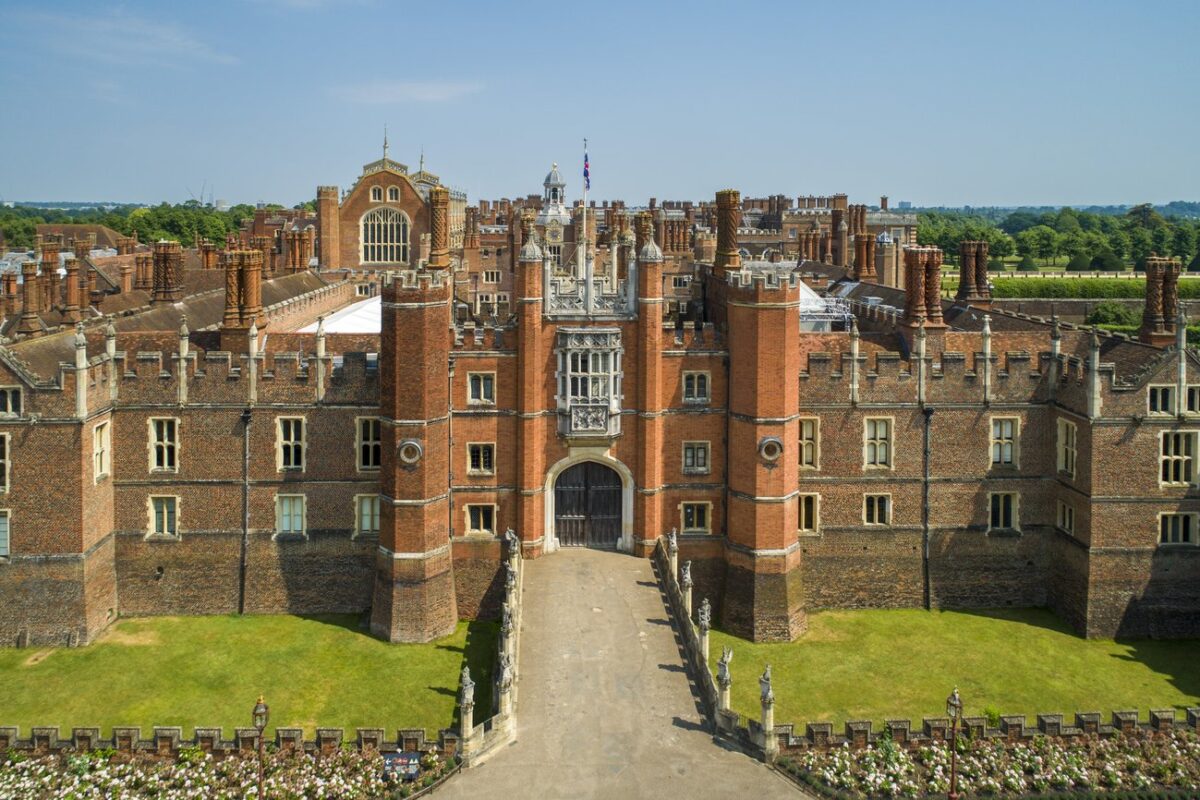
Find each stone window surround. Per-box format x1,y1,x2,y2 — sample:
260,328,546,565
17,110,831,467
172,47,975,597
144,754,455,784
387,186,400,202
1148,384,1176,415
990,416,1020,469
276,416,307,472
681,441,710,476
147,417,180,474
0,433,8,493
1057,418,1077,478
464,503,497,536
679,501,712,534
355,416,382,473
274,493,307,539
863,416,893,470
0,509,8,559
0,386,21,417
93,421,111,484
799,492,819,533
799,417,820,470
353,493,380,538
682,371,710,404
864,493,892,526
467,442,496,476
1158,511,1197,546
360,206,411,265
988,491,1020,532
468,372,496,406
1159,430,1197,487
483,270,502,284
146,495,180,541
1056,500,1075,535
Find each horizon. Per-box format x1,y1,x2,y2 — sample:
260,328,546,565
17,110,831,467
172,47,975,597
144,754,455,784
0,0,1197,208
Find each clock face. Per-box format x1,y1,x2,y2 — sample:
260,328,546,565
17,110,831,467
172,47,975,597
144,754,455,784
546,221,563,243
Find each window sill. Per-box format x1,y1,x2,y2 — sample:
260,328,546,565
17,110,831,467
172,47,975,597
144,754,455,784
682,399,711,406
150,469,178,475
273,531,308,542
987,527,1022,538
467,401,496,407
682,469,711,477
681,529,712,535
144,533,181,543
1157,542,1199,550
466,470,496,478
464,530,496,538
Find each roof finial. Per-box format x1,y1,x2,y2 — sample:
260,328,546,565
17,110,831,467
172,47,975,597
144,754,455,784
419,147,424,173
383,124,389,161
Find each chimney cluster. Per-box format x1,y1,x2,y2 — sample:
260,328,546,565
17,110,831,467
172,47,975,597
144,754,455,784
955,240,992,308
854,233,877,283
902,246,945,328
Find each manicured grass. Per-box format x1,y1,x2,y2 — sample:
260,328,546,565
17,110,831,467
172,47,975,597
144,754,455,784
0,615,497,736
710,609,1200,726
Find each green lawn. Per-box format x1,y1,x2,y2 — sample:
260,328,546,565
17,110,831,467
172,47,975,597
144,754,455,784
0,615,497,737
710,609,1200,727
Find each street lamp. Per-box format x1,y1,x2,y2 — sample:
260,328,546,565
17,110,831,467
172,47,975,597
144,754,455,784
253,695,269,799
946,687,962,800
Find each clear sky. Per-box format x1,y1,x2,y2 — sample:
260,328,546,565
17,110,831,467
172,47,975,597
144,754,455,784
0,0,1196,208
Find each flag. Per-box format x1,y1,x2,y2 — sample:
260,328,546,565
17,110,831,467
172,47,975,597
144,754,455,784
583,145,590,192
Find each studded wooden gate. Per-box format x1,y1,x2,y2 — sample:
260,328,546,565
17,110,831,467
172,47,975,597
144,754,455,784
554,462,622,549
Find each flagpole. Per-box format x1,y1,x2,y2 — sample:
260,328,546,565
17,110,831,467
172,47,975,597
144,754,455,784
582,137,588,278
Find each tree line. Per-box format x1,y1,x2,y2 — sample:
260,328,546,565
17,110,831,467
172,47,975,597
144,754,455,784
917,204,1199,271
0,201,295,251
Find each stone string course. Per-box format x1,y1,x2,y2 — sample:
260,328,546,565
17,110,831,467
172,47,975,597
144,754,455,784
654,538,1200,761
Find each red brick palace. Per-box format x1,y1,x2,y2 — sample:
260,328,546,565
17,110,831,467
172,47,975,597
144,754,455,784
0,153,1195,646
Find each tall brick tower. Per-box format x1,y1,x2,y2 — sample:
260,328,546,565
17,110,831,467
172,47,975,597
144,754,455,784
371,189,458,643
719,201,806,641
514,211,546,554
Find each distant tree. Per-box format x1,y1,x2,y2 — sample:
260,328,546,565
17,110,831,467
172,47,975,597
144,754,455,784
1086,300,1139,326
1016,255,1037,271
1126,203,1166,229
294,200,317,212
1129,227,1154,265
1066,253,1092,271
1174,224,1197,263
1054,207,1083,234
1105,228,1131,259
1090,249,1124,272
1018,225,1059,262
999,210,1040,235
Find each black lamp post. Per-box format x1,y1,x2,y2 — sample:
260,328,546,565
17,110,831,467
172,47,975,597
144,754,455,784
946,687,962,800
253,695,269,799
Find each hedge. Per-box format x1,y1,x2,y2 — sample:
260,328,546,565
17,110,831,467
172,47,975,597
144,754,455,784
1096,323,1200,345
990,278,1200,300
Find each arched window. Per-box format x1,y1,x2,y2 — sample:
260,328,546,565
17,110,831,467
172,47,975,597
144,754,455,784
361,207,410,264
387,186,400,202
371,187,382,202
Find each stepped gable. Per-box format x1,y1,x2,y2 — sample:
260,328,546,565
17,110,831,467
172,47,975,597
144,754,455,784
5,271,331,381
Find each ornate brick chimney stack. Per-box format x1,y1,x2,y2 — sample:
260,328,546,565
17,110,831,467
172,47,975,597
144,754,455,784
901,246,946,350
855,233,878,282
219,249,265,352
714,189,741,275
63,256,82,322
1140,256,1182,346
428,185,450,270
152,240,184,303
1,272,17,318
831,208,849,267
17,259,41,335
880,195,889,211
954,240,991,307
134,253,153,291
41,237,63,312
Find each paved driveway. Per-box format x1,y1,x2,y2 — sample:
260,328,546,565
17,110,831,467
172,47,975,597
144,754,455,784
441,549,801,799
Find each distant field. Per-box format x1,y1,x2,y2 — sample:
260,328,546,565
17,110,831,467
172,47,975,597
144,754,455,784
711,609,1200,727
0,615,497,736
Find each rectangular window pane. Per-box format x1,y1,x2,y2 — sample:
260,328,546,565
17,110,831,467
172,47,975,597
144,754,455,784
0,512,9,557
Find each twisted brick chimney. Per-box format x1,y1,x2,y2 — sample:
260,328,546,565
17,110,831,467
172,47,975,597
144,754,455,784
152,240,184,303
714,189,741,275
955,240,991,307
1140,256,1182,346
428,186,450,270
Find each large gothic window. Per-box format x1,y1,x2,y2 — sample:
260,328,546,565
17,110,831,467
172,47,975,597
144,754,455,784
556,328,622,436
361,207,410,264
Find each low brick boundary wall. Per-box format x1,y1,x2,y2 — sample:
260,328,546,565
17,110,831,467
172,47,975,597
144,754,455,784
0,725,455,760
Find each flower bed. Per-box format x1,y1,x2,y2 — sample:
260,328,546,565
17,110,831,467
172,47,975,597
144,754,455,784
777,729,1200,799
0,745,461,799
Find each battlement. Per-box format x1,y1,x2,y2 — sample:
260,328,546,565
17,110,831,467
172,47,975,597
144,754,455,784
664,322,723,351
724,267,800,291
381,269,451,291
454,321,514,351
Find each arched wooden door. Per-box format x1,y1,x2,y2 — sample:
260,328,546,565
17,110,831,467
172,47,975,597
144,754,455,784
554,462,622,549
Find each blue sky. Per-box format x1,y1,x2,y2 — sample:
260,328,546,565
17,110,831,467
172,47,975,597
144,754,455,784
0,0,1196,207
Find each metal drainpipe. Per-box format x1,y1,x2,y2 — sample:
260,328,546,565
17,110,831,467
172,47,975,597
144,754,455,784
448,361,455,541
922,406,934,611
238,408,251,614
